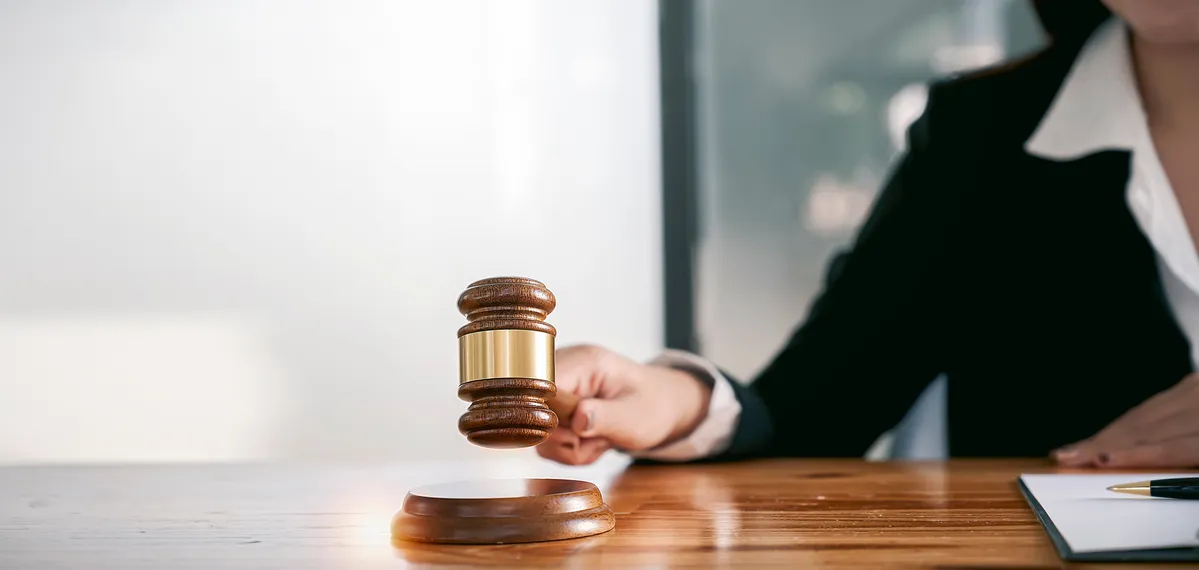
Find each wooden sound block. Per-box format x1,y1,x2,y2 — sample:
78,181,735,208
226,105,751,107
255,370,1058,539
391,478,615,544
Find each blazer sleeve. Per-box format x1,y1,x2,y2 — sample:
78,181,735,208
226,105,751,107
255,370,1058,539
710,86,959,460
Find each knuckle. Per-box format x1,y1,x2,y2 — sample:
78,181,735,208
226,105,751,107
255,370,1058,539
560,344,608,365
577,343,606,358
585,346,615,369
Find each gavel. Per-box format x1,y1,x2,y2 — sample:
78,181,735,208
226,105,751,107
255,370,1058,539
390,276,613,546
456,276,579,448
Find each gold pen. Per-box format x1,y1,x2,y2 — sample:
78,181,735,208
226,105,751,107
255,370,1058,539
1107,477,1199,500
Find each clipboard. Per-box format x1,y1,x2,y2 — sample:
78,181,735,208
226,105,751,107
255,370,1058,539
1017,474,1199,562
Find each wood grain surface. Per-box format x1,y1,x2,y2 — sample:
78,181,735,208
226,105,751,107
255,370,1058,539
457,377,560,448
456,277,556,337
392,478,614,544
1,458,1190,569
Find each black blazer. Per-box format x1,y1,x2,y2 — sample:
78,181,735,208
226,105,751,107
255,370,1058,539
711,17,1194,460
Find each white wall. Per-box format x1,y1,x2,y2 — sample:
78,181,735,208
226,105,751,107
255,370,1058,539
0,0,662,463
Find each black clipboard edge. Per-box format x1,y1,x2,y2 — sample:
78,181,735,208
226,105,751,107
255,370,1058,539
1016,476,1199,562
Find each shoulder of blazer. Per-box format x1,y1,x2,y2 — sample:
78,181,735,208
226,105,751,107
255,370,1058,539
917,34,1095,156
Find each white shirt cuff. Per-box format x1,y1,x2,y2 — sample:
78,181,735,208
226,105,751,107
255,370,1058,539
630,349,742,461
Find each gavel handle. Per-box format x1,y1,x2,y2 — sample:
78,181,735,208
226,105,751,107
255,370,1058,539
547,390,580,425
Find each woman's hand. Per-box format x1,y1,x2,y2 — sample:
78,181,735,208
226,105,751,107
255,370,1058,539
1053,373,1199,468
535,344,712,465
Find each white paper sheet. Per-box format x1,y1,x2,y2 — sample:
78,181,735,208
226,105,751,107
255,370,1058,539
1019,473,1199,553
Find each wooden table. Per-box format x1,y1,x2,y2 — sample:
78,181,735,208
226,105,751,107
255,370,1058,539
0,458,1187,569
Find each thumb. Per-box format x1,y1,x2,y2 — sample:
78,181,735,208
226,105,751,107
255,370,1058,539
571,395,650,450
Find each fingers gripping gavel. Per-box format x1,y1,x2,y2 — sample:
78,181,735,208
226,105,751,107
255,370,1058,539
456,277,579,448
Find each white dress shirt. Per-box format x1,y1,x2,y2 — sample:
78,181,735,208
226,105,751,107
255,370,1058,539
636,18,1199,461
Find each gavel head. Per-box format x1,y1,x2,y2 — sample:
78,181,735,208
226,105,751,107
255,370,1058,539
456,277,559,449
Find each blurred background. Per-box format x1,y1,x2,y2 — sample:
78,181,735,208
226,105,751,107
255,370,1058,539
0,0,1045,465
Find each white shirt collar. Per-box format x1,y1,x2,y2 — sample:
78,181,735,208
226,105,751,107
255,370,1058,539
1025,18,1152,159
1024,17,1199,298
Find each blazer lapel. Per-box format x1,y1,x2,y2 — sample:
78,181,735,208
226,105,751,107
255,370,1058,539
1016,147,1194,375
